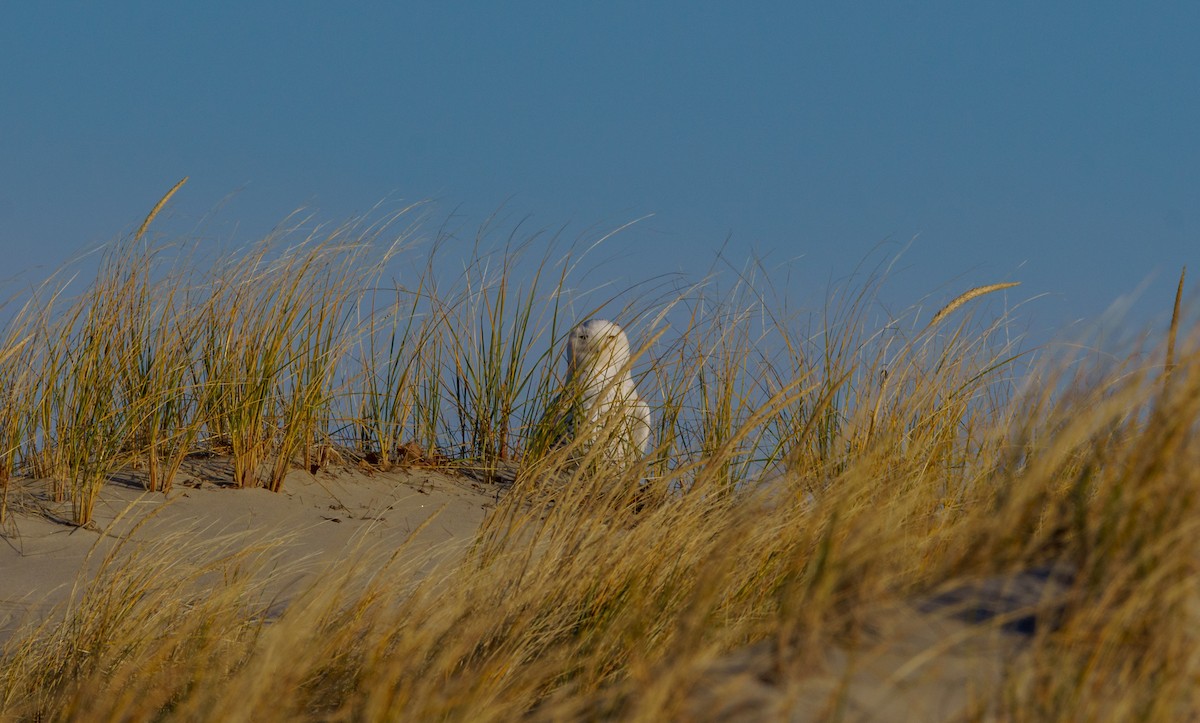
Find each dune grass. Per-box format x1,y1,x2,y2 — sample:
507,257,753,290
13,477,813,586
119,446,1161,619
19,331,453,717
0,196,1195,719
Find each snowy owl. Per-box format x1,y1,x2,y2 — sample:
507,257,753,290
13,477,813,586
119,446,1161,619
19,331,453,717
544,319,651,467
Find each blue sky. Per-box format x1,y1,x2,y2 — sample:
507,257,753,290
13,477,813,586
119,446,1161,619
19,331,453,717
2,3,1197,340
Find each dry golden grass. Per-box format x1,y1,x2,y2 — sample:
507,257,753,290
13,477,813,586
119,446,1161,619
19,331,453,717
0,197,1196,720
134,176,188,242
926,281,1020,329
1166,266,1186,376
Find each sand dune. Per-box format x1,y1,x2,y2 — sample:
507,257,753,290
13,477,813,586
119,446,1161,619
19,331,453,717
1,461,505,647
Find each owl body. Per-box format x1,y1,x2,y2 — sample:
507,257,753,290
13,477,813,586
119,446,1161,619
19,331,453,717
552,319,650,466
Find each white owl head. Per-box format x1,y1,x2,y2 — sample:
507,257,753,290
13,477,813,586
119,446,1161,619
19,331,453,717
567,319,632,379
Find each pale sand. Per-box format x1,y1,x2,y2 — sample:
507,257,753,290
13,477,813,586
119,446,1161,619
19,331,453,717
0,459,505,647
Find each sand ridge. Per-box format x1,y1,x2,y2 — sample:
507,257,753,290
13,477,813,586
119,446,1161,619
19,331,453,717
0,460,505,646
